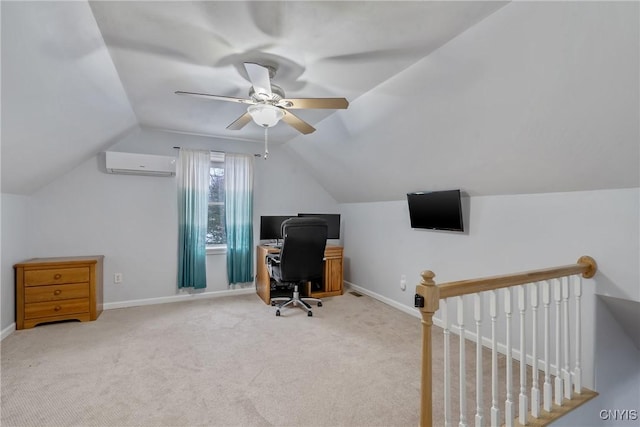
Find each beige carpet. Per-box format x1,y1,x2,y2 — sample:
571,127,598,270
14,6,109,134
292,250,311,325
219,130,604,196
1,292,524,426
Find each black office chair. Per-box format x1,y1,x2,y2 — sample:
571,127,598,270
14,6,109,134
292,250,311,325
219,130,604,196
266,217,328,317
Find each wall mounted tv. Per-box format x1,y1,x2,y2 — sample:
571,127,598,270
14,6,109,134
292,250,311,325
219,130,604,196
297,213,341,239
259,216,295,240
406,190,464,232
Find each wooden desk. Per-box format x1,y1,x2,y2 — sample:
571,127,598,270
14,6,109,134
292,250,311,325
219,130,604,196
255,245,344,304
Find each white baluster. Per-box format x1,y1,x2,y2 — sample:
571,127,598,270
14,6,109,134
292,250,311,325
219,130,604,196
554,279,563,406
458,296,468,427
574,275,582,394
518,285,528,425
530,283,541,418
562,277,572,399
443,299,452,427
474,294,484,427
542,280,553,412
490,290,500,427
542,280,552,412
504,288,514,427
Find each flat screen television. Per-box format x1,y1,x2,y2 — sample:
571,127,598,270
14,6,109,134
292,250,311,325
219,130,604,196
259,216,295,240
406,190,464,232
297,213,341,239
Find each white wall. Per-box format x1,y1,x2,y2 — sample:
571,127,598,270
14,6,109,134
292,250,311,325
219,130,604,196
109,128,339,216
19,128,338,313
341,188,639,417
554,299,640,427
341,188,639,304
1,1,138,195
0,194,31,336
29,155,180,304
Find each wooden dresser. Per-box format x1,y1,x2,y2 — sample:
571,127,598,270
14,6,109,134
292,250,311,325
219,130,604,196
14,256,104,330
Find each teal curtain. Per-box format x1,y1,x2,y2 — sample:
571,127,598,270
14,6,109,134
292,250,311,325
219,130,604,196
177,149,210,289
225,153,254,284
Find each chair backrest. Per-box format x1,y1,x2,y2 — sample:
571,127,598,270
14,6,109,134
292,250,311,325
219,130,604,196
278,217,328,283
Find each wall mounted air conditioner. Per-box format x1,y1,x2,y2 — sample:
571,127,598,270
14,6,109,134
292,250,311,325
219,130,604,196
105,152,177,177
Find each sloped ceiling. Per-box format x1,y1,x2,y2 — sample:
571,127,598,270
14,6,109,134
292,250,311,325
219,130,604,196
1,1,638,201
285,1,640,202
1,1,138,195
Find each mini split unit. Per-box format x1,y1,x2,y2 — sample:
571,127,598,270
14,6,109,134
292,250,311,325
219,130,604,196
104,152,176,177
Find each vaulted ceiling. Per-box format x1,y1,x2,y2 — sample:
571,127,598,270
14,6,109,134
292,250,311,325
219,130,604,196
2,1,638,201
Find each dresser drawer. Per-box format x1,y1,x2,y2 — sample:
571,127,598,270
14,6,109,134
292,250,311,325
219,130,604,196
24,298,89,320
24,267,90,286
24,283,89,303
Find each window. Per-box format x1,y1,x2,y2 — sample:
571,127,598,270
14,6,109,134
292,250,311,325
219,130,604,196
207,152,225,246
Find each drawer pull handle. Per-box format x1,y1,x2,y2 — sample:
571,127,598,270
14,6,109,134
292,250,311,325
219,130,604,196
54,274,62,280
54,290,62,295
54,306,62,311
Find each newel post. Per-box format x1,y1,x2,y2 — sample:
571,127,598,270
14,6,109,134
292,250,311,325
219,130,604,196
415,270,439,427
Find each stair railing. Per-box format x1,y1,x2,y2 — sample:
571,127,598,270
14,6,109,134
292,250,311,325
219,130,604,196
415,256,598,427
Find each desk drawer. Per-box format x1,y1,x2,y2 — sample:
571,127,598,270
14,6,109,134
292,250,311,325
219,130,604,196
25,283,89,303
24,267,90,286
24,298,89,319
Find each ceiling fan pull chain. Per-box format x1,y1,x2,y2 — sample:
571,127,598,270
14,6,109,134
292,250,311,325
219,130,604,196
264,126,269,160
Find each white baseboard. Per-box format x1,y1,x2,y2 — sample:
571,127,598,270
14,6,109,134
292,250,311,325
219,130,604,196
103,287,256,310
345,280,422,320
1,323,16,341
344,280,559,373
1,287,256,341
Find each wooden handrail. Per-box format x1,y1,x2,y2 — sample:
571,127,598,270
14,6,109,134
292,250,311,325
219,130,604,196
414,256,597,427
438,256,597,300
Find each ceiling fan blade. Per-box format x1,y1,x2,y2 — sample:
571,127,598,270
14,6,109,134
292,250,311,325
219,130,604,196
279,98,349,110
226,112,253,130
244,62,273,98
281,111,316,135
175,91,255,105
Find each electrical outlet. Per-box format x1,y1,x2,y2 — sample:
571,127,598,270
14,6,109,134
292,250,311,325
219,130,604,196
400,274,407,291
114,273,123,284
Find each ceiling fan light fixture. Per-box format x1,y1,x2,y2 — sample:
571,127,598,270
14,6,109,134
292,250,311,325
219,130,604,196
248,104,284,128
177,62,346,135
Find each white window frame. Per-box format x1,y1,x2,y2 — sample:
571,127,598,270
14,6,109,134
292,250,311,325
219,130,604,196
207,152,226,254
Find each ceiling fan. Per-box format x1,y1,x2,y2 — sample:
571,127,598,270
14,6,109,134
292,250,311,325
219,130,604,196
175,62,349,135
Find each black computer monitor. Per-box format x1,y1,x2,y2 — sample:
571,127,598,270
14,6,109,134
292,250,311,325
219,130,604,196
297,213,341,239
260,216,295,240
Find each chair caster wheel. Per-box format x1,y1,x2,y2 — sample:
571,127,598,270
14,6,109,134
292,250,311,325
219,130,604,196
307,311,313,317
317,301,323,307
271,301,275,306
276,310,280,317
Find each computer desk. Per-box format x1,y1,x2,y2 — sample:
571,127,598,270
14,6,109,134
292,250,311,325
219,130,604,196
255,244,344,305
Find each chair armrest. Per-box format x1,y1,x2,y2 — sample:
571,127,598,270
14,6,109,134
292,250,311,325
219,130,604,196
265,253,280,265
265,253,280,279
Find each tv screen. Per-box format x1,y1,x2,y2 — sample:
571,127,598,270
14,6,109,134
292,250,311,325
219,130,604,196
406,190,464,232
260,216,295,240
297,213,341,239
